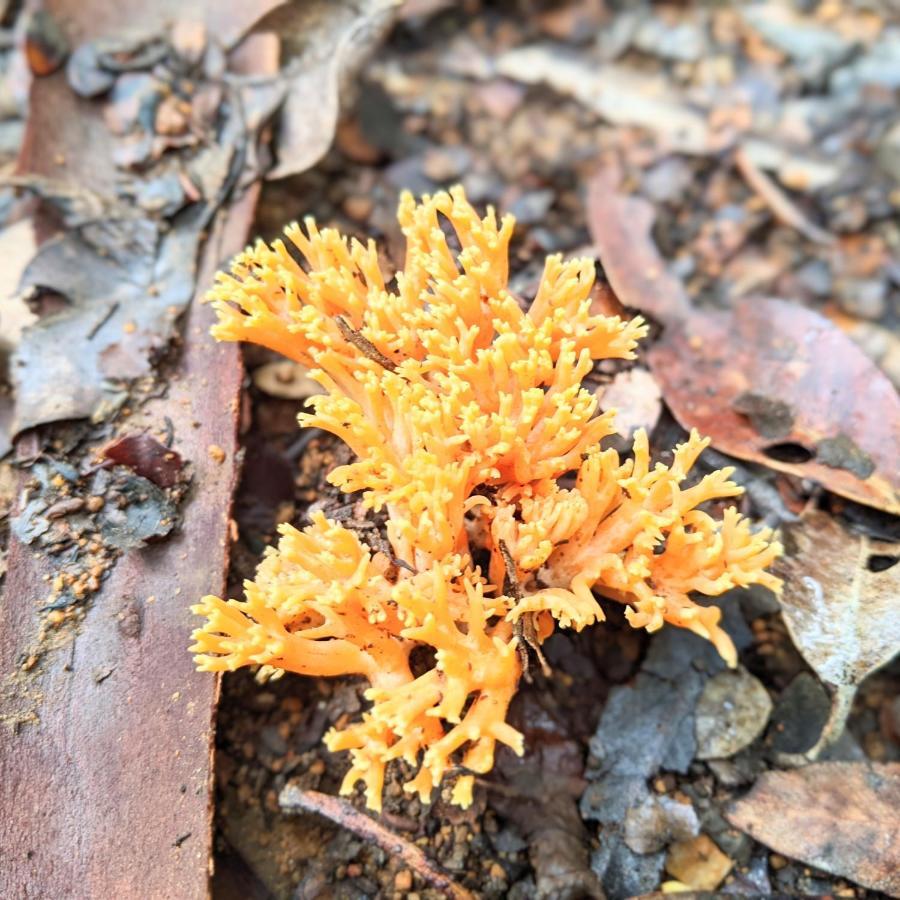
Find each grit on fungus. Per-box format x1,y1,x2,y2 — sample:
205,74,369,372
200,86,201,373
190,186,782,810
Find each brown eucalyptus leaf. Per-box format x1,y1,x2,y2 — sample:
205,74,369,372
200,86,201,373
775,510,900,749
726,763,900,896
647,298,900,515
587,173,691,326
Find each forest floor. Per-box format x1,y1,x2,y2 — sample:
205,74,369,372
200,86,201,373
1,2,898,899
212,3,900,899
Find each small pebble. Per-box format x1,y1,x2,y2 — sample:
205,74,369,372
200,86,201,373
208,444,226,464
666,834,734,891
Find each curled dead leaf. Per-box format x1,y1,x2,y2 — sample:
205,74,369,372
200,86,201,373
775,510,900,754
587,173,691,326
647,298,900,515
252,0,397,181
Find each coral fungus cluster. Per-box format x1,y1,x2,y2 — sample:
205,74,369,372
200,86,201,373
191,186,781,810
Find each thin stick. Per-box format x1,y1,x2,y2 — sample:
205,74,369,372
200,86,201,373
279,786,475,900
734,146,834,245
335,316,398,372
87,301,120,339
497,539,522,602
498,540,551,679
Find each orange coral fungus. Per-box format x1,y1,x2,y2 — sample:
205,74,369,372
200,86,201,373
191,186,781,810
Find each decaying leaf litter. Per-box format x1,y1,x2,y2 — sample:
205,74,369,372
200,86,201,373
0,0,395,645
1,1,899,899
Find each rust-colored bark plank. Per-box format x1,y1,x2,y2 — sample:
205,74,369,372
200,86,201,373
0,290,244,899
0,2,275,897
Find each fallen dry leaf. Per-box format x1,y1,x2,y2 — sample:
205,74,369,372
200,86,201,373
498,46,730,156
647,298,900,515
8,17,270,438
0,218,39,458
0,219,38,330
587,175,900,515
597,367,662,439
102,432,185,488
254,0,396,181
587,173,691,326
11,196,206,433
775,510,900,752
726,762,900,896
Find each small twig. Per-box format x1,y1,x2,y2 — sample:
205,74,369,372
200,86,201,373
284,426,327,461
87,302,120,339
63,636,77,673
498,540,551,680
350,520,416,578
734,146,834,246
473,778,529,800
335,316,398,371
279,786,475,900
161,416,175,449
331,506,416,576
497,540,523,603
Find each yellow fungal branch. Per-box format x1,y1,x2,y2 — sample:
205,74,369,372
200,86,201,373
192,186,782,810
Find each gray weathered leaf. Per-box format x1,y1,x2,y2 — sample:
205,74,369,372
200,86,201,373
776,510,900,753
252,0,396,181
